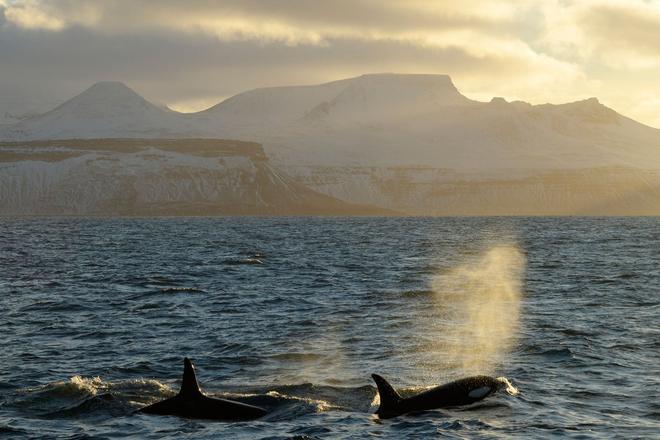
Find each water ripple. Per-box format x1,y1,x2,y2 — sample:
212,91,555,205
0,217,658,439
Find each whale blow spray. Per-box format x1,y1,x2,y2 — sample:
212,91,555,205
431,243,525,376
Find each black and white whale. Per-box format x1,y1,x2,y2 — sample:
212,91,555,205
138,358,267,420
372,373,504,419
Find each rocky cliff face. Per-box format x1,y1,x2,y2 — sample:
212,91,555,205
286,165,660,215
0,139,385,216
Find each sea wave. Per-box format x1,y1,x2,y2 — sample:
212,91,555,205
11,377,390,420
10,375,515,421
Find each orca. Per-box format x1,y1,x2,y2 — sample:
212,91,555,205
372,373,502,419
138,358,267,421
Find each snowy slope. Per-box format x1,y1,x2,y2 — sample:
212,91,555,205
197,77,351,128
301,73,473,125
0,82,205,140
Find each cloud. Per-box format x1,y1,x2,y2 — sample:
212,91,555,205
0,0,533,54
3,0,66,30
0,9,6,27
1,1,516,39
539,0,660,68
0,23,581,111
0,0,657,127
630,96,660,129
582,1,660,67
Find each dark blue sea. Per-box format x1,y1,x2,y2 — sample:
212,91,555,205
1,217,658,439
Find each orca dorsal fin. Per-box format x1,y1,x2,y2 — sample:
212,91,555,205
179,357,203,398
372,374,402,415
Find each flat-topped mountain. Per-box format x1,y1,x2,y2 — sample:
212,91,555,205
301,73,472,123
199,74,472,127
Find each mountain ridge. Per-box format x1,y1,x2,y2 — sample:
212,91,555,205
6,73,657,130
3,73,659,169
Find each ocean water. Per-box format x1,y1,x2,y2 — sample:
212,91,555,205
0,217,658,439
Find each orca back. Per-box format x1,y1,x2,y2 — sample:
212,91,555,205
138,357,267,420
406,375,500,409
372,374,501,418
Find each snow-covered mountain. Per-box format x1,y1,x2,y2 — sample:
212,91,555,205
4,74,659,169
1,74,659,214
198,77,351,129
301,74,473,125
192,73,660,170
1,82,204,140
0,139,385,216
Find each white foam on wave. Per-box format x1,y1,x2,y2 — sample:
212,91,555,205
265,390,338,412
22,376,173,399
61,376,104,396
496,377,519,396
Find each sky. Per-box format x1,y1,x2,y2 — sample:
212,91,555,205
1,0,659,128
